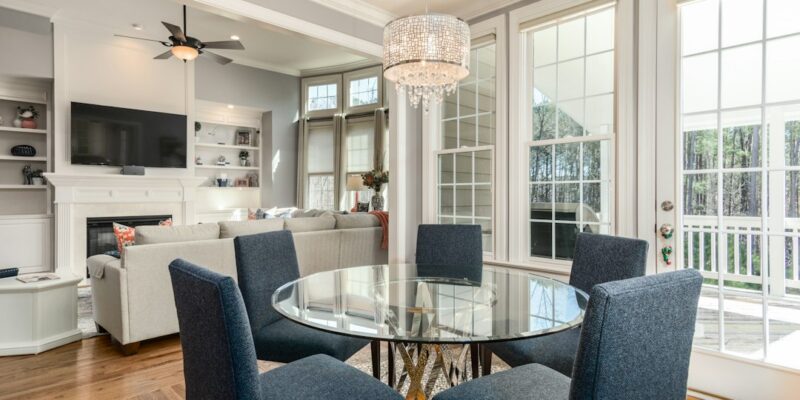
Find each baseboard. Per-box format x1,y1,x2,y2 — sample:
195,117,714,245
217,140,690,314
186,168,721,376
688,388,729,400
0,329,82,356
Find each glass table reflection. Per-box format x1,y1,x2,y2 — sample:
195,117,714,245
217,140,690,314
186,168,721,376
272,264,588,399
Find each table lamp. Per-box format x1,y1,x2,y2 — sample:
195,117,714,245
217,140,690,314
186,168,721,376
346,175,367,212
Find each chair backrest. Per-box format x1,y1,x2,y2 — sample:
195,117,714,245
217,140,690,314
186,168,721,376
415,224,483,267
569,233,649,294
168,259,261,400
569,269,703,400
234,230,300,331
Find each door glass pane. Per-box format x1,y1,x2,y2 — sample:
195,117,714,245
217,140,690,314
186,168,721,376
683,114,719,170
720,44,762,109
721,109,761,168
765,35,800,104
721,0,763,47
681,0,719,55
766,0,800,38
682,53,719,113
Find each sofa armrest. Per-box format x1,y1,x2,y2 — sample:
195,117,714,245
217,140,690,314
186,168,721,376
88,254,117,279
91,260,127,342
122,238,237,343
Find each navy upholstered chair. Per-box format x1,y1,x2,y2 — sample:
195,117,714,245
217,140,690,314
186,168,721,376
433,269,703,400
415,224,483,282
168,259,403,400
233,230,370,363
484,233,648,376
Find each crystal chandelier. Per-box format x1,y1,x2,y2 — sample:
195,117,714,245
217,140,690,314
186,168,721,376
383,13,470,111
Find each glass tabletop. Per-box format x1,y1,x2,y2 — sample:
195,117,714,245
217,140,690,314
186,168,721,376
272,264,588,344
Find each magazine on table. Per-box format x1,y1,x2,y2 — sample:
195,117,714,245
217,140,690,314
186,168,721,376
16,273,61,284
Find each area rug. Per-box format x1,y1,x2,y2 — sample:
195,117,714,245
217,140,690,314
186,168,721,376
78,287,509,395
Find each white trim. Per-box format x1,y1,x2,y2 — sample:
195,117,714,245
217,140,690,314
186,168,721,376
301,59,382,78
309,0,396,27
614,0,636,237
343,66,383,115
192,0,383,58
637,0,658,273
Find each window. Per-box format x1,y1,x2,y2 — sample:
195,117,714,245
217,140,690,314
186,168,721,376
345,117,375,208
678,0,800,369
525,5,615,260
306,123,335,210
308,83,337,111
349,77,379,107
437,42,497,253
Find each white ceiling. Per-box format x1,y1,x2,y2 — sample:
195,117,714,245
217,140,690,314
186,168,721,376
0,0,375,76
312,0,523,24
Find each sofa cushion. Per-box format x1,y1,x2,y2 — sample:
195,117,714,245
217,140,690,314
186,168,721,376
135,223,220,245
333,213,379,229
291,209,337,218
219,219,285,239
285,215,336,233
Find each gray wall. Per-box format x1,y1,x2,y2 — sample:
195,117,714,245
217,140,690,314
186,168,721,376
0,7,53,79
195,58,300,207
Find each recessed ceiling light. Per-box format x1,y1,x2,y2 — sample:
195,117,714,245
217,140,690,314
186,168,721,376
227,104,235,109
230,35,240,40
132,24,143,31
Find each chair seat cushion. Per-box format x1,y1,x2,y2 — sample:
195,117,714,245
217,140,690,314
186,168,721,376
432,363,570,400
260,354,402,400
254,319,369,363
486,328,580,376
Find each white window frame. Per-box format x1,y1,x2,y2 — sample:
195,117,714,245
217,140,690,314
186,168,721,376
344,66,383,115
508,0,635,271
422,15,508,261
302,74,343,118
304,119,337,209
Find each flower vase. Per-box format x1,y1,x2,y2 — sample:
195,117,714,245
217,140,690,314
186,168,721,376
371,192,384,211
21,118,37,129
12,118,22,128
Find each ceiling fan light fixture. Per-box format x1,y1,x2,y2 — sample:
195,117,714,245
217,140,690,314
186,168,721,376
171,45,199,61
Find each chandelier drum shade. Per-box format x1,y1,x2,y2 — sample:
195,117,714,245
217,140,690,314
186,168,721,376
383,14,470,110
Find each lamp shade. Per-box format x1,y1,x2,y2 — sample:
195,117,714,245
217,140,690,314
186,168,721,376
171,45,199,61
346,175,366,191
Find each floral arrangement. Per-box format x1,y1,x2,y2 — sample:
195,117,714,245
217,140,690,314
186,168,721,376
362,168,389,191
239,150,249,160
17,106,39,120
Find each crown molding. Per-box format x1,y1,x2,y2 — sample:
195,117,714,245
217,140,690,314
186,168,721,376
309,0,396,27
300,59,380,77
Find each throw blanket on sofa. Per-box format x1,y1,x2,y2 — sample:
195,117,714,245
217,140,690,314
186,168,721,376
369,211,389,249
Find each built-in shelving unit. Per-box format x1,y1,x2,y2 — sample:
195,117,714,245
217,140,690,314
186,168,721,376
193,100,264,223
0,79,53,273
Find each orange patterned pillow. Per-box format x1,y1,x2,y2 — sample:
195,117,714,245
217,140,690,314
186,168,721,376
112,223,136,253
159,218,173,227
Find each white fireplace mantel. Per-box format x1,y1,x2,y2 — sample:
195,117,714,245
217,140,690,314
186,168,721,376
44,173,206,277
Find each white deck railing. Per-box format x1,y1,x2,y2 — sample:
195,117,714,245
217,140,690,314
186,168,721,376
683,215,800,293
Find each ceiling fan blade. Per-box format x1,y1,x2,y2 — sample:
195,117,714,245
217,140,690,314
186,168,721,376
202,40,245,50
162,21,186,42
203,50,233,65
154,50,174,60
115,34,170,46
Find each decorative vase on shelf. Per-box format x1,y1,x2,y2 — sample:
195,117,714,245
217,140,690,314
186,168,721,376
371,190,384,211
21,118,37,129
239,158,247,167
13,118,22,128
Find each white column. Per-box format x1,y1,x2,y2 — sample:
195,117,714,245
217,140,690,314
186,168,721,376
53,201,73,276
388,86,423,263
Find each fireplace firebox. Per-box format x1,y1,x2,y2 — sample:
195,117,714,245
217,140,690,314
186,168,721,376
85,215,172,276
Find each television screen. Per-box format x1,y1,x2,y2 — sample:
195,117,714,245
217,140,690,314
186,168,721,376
70,102,187,168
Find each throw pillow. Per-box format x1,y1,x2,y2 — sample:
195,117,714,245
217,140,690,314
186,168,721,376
112,223,135,253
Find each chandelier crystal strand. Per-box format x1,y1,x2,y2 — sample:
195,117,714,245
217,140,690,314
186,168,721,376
383,14,470,111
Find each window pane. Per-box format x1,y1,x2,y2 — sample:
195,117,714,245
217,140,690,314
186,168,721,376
558,17,585,61
455,152,472,184
443,120,458,149
530,146,553,182
681,0,719,55
478,78,495,113
766,0,800,38
722,109,762,168
459,83,477,116
722,172,761,216
555,143,580,181
721,44,762,109
439,185,454,215
585,94,614,135
585,51,614,96
555,223,580,259
308,83,337,111
477,45,496,79
765,35,800,103
533,26,557,67
346,119,374,172
455,187,472,216
349,76,379,107
721,0,763,47
530,222,553,258
682,53,719,113
475,185,492,218
444,92,458,119
557,99,584,138
684,173,719,216
307,125,334,173
475,150,491,183
557,59,584,101
683,113,719,170
439,153,454,184
478,114,495,146
586,8,614,54
459,118,477,147
308,175,334,210
554,183,579,221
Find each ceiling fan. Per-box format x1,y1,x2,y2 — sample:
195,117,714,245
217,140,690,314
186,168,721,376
115,5,244,65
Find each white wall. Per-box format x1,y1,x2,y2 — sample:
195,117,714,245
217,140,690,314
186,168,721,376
0,7,52,79
52,21,192,176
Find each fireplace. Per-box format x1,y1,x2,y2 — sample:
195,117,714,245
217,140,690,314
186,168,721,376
86,215,172,272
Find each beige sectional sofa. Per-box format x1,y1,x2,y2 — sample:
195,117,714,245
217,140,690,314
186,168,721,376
87,213,387,353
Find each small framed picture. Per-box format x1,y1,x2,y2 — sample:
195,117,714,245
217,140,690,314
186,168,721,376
234,178,250,187
236,130,251,146
356,202,370,212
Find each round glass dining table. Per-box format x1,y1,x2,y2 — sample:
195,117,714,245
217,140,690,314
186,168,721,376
272,263,588,400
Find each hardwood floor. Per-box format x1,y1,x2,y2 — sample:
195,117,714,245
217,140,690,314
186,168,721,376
0,335,705,399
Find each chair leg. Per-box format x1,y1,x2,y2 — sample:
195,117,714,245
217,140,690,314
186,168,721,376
480,346,492,376
470,343,480,379
370,340,381,380
387,342,396,388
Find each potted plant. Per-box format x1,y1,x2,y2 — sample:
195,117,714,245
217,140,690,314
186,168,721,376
31,169,45,185
361,168,389,211
16,106,39,129
239,150,249,167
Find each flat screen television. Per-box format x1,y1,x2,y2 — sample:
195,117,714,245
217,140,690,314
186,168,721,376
70,102,187,168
